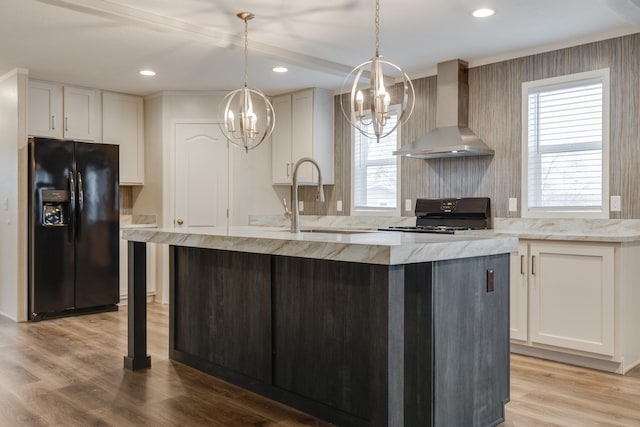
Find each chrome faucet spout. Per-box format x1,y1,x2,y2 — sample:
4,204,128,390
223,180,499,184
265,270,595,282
291,157,324,233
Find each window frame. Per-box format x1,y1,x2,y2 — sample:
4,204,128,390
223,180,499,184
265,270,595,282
521,69,610,219
350,104,402,217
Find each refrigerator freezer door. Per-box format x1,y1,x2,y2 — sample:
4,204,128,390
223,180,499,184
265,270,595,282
74,142,120,308
29,138,76,316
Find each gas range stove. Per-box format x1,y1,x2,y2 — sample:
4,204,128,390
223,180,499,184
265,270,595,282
378,197,491,234
379,225,477,234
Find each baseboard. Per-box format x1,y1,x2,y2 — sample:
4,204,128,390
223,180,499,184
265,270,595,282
118,292,156,306
511,343,624,374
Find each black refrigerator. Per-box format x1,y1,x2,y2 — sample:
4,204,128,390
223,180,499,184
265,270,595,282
28,137,120,320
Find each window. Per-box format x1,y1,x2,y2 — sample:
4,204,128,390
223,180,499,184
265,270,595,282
351,105,401,215
522,69,609,218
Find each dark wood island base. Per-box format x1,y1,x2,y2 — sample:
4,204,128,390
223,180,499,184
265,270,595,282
165,246,509,427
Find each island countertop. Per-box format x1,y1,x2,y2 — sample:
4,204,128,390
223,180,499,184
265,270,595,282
122,226,518,265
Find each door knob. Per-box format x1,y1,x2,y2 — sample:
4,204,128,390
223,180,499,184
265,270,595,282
177,218,184,225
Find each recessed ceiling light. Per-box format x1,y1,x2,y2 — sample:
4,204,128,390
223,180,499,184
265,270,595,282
139,70,156,76
272,67,288,73
472,8,495,18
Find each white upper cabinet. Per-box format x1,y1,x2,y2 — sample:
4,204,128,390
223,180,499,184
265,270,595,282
28,80,62,139
28,79,99,141
271,94,294,184
271,88,334,185
63,86,100,141
102,92,145,185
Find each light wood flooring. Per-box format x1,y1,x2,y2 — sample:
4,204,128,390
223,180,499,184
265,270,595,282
0,303,639,426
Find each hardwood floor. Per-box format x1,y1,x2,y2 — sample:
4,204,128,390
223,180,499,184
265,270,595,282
0,303,639,426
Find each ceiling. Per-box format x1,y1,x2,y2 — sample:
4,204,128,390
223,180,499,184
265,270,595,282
1,0,639,97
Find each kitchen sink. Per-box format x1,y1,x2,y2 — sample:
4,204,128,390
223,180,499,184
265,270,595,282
277,227,376,234
301,227,376,234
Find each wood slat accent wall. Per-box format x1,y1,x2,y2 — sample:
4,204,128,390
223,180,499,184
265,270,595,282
299,32,640,219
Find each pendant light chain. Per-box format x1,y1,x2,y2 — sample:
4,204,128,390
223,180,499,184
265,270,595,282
243,17,249,88
375,0,380,57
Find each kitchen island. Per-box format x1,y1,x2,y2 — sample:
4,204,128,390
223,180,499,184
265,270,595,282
122,226,517,427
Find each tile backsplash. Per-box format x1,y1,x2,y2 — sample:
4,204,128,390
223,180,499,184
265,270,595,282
120,186,133,215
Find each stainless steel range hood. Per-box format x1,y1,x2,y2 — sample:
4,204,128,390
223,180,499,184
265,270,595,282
393,59,494,159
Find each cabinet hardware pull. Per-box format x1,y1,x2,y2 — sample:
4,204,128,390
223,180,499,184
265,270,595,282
531,255,536,275
287,162,291,177
51,115,56,130
177,218,184,225
65,117,69,132
520,254,525,275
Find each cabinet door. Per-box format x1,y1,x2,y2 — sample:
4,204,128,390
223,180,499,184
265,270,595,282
271,94,293,184
28,80,63,139
510,243,529,341
529,243,614,356
63,86,99,141
291,90,315,183
102,92,144,184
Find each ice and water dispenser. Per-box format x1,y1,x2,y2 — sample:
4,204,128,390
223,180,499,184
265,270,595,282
41,189,70,226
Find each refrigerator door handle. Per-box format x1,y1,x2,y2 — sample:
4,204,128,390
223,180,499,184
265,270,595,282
77,171,84,240
77,171,84,211
68,171,75,242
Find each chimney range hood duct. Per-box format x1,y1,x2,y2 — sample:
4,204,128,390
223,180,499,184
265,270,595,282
393,59,494,159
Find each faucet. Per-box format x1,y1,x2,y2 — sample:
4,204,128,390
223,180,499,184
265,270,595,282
291,157,325,233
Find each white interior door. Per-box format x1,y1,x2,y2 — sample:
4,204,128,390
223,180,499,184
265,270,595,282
174,123,228,228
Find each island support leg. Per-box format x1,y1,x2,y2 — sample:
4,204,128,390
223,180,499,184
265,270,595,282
123,240,151,370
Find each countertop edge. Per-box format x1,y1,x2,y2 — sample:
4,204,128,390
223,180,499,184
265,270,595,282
122,227,517,265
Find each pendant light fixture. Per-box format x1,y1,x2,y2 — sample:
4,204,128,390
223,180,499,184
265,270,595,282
342,0,414,141
220,12,275,152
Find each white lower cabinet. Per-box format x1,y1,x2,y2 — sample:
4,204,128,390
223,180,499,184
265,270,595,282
119,231,156,301
510,242,529,341
509,239,640,373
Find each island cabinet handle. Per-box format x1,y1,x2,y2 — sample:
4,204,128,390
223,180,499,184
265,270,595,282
531,255,536,275
65,116,69,132
286,162,291,177
520,254,525,275
51,115,56,130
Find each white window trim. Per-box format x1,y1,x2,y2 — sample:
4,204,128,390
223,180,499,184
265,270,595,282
521,68,610,219
350,105,402,217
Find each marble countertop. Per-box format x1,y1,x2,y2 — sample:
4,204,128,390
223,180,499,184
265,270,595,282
120,214,157,229
481,218,640,243
460,229,640,243
122,226,517,265
249,215,640,243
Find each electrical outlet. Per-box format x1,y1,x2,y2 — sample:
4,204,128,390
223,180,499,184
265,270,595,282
508,198,518,212
611,196,621,212
298,201,304,212
405,199,412,212
337,200,343,212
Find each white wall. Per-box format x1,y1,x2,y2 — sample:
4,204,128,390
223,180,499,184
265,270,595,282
137,91,285,225
0,68,28,321
229,123,289,226
136,91,286,303
132,94,163,224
